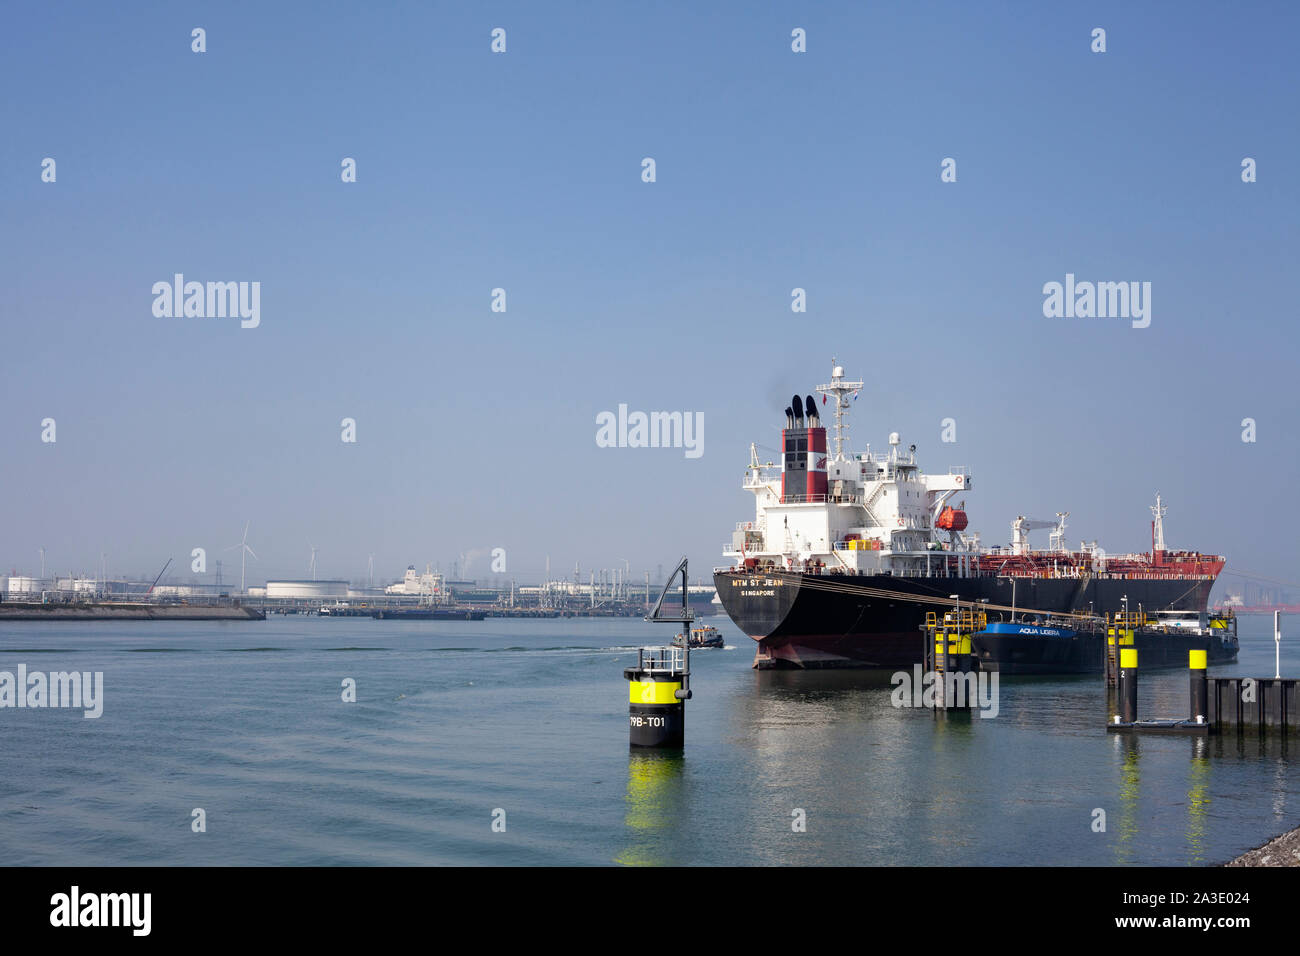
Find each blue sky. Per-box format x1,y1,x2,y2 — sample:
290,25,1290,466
2,1,1296,592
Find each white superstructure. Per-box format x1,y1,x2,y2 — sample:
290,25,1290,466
384,564,445,601
723,361,974,575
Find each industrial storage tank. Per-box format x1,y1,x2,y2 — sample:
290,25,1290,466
54,577,99,595
6,576,44,596
151,584,208,598
265,580,348,600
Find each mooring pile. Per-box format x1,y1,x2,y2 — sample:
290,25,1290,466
922,606,984,711
624,555,693,749
1107,611,1296,735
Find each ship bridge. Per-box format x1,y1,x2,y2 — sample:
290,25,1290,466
724,361,977,576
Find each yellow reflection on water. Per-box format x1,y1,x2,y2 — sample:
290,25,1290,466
1113,735,1140,864
1186,736,1209,864
615,751,684,867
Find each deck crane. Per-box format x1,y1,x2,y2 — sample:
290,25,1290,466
1012,514,1069,556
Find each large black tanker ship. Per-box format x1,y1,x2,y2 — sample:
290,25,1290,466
713,362,1225,669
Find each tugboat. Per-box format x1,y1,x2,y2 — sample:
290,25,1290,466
673,625,725,649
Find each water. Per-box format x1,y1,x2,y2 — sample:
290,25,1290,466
0,614,1296,865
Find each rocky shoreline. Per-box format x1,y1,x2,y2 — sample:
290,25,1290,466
1227,825,1300,866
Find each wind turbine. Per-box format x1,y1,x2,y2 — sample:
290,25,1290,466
308,544,318,581
367,553,374,590
224,522,258,593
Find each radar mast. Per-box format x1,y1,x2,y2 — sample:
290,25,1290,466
814,359,864,461
1151,493,1167,552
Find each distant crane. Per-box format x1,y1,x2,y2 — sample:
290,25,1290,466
146,558,173,596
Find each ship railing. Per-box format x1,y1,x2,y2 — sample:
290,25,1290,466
637,646,685,674
1107,611,1148,629
923,609,987,636
832,540,881,551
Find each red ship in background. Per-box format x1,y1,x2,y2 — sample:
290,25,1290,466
973,527,1225,582
934,494,1223,585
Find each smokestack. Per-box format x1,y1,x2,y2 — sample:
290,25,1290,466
792,394,804,427
784,406,794,428
806,395,819,424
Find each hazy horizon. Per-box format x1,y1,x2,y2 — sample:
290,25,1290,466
3,2,1297,600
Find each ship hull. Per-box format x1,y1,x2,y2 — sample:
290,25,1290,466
971,627,1238,675
714,570,1216,669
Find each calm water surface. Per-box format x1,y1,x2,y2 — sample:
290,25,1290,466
0,613,1296,865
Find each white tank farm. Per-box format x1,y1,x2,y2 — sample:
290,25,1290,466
151,584,210,598
54,577,99,594
265,580,348,599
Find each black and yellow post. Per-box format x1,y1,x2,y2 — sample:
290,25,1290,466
1105,612,1137,687
1118,647,1138,724
1107,644,1211,734
631,554,694,749
625,648,687,748
1189,649,1208,724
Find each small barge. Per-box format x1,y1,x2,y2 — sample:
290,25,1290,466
371,608,486,621
971,610,1238,674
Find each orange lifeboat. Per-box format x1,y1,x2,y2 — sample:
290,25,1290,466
936,506,968,531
